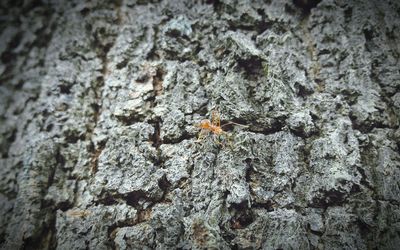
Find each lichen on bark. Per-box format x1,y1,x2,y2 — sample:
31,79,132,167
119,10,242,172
0,0,399,249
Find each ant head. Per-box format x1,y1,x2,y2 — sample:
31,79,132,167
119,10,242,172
200,119,211,127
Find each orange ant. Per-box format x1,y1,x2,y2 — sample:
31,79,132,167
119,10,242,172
196,110,247,146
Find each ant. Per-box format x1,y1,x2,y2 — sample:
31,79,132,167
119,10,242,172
196,110,247,146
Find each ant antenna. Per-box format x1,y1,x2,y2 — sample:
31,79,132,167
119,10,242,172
221,121,249,128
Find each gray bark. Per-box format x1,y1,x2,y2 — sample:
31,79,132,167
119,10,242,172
1,0,400,249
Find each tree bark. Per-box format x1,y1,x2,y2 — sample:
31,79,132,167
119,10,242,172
1,0,399,249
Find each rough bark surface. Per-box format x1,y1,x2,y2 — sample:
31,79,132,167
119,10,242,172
1,0,400,249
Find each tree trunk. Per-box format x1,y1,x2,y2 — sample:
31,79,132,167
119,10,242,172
1,0,399,249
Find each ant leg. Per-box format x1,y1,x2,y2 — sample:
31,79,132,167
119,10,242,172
211,110,221,127
224,132,234,149
196,129,208,143
214,135,224,147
